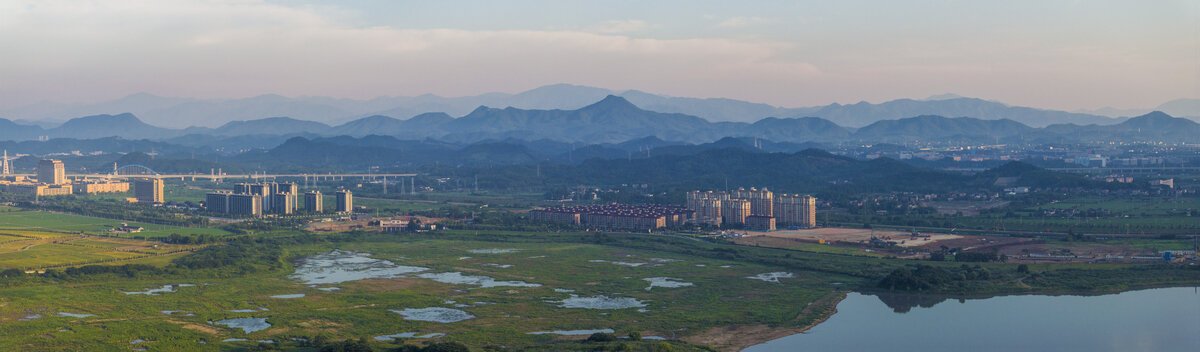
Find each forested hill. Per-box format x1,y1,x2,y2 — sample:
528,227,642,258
430,148,1128,195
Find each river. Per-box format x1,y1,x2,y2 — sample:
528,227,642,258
744,287,1200,351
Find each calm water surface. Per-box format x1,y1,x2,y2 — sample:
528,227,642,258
745,287,1200,352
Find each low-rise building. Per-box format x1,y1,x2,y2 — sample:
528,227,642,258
530,203,693,230
746,215,776,231
73,179,130,194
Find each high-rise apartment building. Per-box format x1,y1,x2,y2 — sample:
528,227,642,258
689,187,815,228
335,190,353,213
774,194,816,228
305,191,323,213
733,187,773,217
206,191,231,213
271,193,295,215
698,198,722,226
37,159,65,185
133,178,164,203
229,194,262,216
721,199,751,225
277,183,298,195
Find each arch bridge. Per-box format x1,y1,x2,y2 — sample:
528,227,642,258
109,164,161,177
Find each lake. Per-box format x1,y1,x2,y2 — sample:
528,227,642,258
744,287,1200,352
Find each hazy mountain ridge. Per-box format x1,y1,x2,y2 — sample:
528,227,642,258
0,97,1195,145
4,84,1169,129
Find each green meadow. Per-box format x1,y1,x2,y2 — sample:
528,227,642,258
0,236,857,351
0,208,229,238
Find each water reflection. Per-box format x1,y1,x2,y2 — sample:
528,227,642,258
745,287,1200,352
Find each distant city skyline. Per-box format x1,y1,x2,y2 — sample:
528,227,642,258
1,0,1196,112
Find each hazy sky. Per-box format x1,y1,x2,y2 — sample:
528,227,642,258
1,0,1196,110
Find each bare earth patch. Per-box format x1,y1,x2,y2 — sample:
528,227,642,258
166,319,221,335
298,319,349,329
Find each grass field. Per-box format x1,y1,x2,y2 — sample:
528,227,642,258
0,208,229,239
0,209,223,270
0,235,202,270
1034,196,1197,216
0,236,857,351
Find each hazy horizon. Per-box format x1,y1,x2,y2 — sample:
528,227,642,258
2,0,1197,112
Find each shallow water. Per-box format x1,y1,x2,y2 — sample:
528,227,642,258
290,250,428,285
589,259,654,267
467,248,519,254
746,272,794,283
417,272,541,288
389,307,475,323
553,295,647,309
528,328,614,335
57,312,93,318
374,332,446,341
269,293,305,299
643,277,694,291
744,287,1200,352
122,283,195,295
213,318,271,333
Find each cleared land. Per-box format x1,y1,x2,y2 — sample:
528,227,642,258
743,227,963,248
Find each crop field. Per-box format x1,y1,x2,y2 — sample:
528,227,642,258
0,209,229,239
0,237,860,351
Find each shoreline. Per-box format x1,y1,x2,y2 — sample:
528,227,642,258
684,283,1200,351
683,290,849,352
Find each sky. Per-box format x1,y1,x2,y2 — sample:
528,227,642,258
0,0,1196,111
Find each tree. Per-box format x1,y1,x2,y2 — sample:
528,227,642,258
1017,264,1030,274
421,342,470,352
586,332,618,342
628,331,642,341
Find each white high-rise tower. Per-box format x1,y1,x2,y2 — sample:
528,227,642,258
2,150,9,175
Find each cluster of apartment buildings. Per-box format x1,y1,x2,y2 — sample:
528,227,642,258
206,182,352,217
529,203,694,230
686,187,816,231
0,159,162,202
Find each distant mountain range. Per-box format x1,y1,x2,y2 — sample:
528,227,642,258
1,96,1197,146
7,84,1193,129
1073,98,1200,119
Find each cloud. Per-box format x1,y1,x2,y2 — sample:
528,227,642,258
0,1,820,106
716,16,775,28
591,19,649,34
